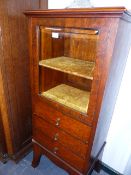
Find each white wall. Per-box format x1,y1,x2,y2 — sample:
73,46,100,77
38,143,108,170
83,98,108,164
49,0,131,9
48,0,73,9
48,0,131,173
91,0,131,8
102,49,131,173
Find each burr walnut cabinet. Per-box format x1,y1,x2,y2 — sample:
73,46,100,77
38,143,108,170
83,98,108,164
25,7,131,175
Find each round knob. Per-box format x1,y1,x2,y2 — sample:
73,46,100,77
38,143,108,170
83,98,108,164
56,118,60,126
54,133,59,141
53,147,58,154
85,140,88,144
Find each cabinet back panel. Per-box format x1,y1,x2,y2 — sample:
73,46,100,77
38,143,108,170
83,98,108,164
40,67,92,92
39,67,65,92
40,27,98,62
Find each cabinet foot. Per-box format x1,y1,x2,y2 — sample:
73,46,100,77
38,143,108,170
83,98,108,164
32,144,42,168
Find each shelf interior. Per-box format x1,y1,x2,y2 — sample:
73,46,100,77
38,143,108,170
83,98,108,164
39,56,95,80
41,84,90,113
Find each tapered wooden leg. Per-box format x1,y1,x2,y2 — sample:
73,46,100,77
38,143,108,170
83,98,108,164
32,144,42,168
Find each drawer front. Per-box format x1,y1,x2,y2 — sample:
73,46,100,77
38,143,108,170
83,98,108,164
33,99,91,143
33,129,85,172
33,115,88,159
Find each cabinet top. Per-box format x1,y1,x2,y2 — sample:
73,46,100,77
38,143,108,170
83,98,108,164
24,7,131,18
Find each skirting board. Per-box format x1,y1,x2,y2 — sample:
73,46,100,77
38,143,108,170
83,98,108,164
95,160,123,175
9,142,32,163
0,153,8,163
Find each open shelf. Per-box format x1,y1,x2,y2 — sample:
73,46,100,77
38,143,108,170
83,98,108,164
41,84,90,113
39,57,95,80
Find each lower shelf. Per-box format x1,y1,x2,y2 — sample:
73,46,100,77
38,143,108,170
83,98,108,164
41,84,90,113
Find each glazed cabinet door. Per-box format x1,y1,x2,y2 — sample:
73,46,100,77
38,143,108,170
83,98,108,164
31,17,102,123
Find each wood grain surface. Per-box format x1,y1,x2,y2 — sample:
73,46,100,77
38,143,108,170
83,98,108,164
0,0,48,161
26,7,131,175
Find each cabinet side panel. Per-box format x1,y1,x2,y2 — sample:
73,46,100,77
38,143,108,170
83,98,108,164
91,17,131,158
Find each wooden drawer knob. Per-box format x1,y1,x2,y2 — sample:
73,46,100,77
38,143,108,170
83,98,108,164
54,133,59,141
53,147,58,154
55,118,60,126
85,140,88,144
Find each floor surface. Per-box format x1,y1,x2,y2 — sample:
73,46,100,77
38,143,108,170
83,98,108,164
0,152,109,175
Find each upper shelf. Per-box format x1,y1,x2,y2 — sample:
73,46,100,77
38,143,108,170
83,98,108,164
39,56,95,80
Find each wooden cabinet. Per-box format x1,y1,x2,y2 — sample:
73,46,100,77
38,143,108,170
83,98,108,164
0,110,7,163
25,7,131,174
0,0,48,162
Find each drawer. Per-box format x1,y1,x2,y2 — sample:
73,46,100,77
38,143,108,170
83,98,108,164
33,100,91,143
33,129,85,172
33,115,88,159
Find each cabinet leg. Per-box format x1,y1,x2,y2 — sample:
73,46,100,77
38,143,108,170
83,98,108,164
32,144,42,168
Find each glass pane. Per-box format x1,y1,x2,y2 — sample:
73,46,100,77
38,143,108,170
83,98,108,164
39,27,99,114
